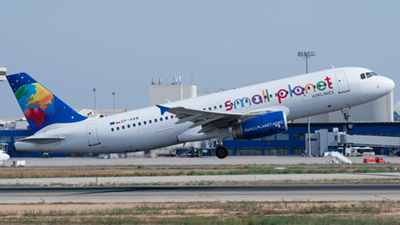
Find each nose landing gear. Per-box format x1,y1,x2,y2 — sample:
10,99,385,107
342,108,354,130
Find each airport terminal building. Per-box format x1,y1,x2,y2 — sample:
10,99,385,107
1,72,399,157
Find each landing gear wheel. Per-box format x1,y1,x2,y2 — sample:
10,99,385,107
346,122,355,130
216,146,228,159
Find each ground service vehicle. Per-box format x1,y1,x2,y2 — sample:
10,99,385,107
363,157,385,164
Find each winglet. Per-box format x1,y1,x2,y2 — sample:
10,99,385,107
156,105,170,115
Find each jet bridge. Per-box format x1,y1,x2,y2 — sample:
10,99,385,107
306,128,400,156
338,134,400,148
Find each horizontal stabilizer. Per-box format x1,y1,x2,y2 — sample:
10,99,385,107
18,136,65,144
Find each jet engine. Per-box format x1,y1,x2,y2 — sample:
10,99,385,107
232,111,288,140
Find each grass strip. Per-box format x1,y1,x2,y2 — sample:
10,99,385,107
2,201,400,224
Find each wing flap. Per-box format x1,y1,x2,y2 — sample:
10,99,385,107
188,115,225,129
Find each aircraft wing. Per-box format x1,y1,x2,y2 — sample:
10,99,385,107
157,105,289,133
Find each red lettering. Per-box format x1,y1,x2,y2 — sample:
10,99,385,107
225,101,233,111
325,76,333,89
277,89,288,104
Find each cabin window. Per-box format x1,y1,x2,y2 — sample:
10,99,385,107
160,118,163,121
127,124,130,128
133,123,136,127
138,122,141,126
171,115,174,119
149,120,152,124
165,116,168,120
144,121,147,125
116,127,120,131
155,119,158,122
111,128,114,132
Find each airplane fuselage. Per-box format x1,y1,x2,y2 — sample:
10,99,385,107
13,67,394,154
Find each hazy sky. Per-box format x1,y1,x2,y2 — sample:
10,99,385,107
1,0,399,119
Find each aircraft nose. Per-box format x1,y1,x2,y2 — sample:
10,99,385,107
382,76,395,92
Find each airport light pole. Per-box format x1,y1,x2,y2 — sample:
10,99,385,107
112,92,116,110
297,51,315,157
297,51,315,74
93,88,97,110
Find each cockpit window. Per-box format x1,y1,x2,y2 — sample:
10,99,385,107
361,71,378,80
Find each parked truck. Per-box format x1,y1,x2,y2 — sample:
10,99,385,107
345,147,375,157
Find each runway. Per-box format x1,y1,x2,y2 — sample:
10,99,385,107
1,184,399,203
5,156,400,167
1,173,400,186
2,157,400,204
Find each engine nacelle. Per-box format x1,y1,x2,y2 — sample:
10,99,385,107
232,111,288,140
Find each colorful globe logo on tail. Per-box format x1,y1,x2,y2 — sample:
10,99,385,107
15,83,55,128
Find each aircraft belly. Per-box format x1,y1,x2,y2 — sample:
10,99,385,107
133,124,186,151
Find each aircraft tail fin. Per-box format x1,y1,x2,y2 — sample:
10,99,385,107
6,73,87,133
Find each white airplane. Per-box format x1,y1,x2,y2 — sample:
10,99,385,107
0,152,10,164
0,151,10,164
0,144,10,163
6,67,394,159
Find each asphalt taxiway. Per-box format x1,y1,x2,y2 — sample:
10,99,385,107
4,156,400,167
1,185,399,203
1,173,400,186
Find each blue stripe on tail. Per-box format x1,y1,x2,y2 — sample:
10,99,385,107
7,73,87,133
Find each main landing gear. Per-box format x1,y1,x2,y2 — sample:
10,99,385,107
342,107,354,130
216,146,228,159
214,128,231,159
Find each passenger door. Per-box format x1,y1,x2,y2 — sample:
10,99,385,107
335,71,350,93
86,124,101,146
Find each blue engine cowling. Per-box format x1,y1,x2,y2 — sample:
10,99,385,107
232,111,288,140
